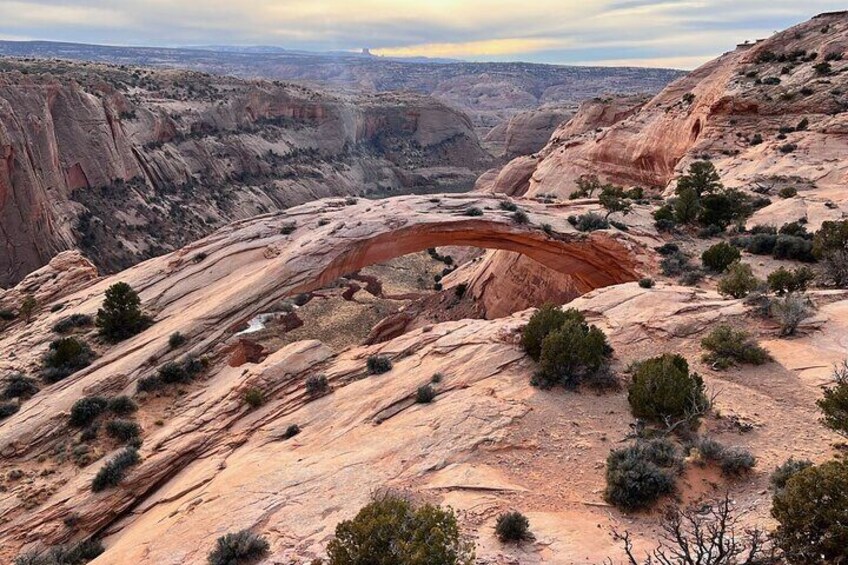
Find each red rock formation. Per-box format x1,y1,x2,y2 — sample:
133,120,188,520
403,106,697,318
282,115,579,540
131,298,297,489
0,62,490,286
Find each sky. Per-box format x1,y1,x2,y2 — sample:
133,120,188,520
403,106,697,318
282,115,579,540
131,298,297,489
0,1,845,69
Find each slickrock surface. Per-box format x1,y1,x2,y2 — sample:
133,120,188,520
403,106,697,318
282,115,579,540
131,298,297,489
0,59,490,286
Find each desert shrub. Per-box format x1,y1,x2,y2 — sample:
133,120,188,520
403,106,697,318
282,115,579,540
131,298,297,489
660,251,691,276
52,314,93,334
604,439,681,511
655,242,680,256
529,309,613,389
818,361,848,437
168,332,186,349
499,200,518,212
718,446,757,477
91,447,140,492
95,282,153,342
770,458,813,492
701,242,741,273
572,212,609,232
282,424,301,439
779,143,797,154
772,235,815,262
778,186,798,198
814,220,848,287
521,305,577,361
3,373,39,400
679,270,704,286
431,372,444,383
69,396,108,427
772,459,848,563
628,354,708,423
137,357,204,392
367,355,393,375
305,374,329,396
454,283,468,298
599,185,633,218
495,511,531,543
14,539,104,565
771,293,814,336
243,387,264,408
750,133,764,145
717,262,761,298
464,206,483,217
512,210,529,224
107,396,137,416
768,266,815,294
207,530,270,565
415,384,436,404
701,325,770,369
105,419,141,443
326,494,475,565
42,338,95,383
638,278,654,289
19,295,37,323
280,222,297,235
730,232,776,255
653,205,677,231
0,402,19,420
690,437,755,477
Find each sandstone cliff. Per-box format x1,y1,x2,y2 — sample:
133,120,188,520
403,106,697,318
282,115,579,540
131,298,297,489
487,11,848,233
0,59,490,286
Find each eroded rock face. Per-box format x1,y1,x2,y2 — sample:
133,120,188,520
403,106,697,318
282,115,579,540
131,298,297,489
484,106,575,158
0,60,490,286
489,11,848,222
0,251,98,312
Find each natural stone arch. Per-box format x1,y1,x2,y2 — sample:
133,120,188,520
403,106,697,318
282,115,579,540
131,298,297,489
0,193,648,460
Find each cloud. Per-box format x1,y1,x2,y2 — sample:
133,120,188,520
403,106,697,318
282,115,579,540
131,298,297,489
0,0,845,68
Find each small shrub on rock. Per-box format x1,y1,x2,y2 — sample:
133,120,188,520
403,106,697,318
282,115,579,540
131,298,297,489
366,355,393,375
105,419,141,443
69,396,108,427
638,278,654,289
107,396,138,416
717,261,761,298
771,293,814,336
42,338,95,383
627,354,708,423
207,530,270,565
521,304,575,361
499,200,518,212
572,212,609,232
464,207,483,217
14,539,104,565
91,447,140,492
512,210,529,224
52,313,93,334
3,373,39,400
282,424,301,439
701,242,741,273
604,439,681,511
778,186,798,198
168,332,187,349
701,325,771,369
660,251,691,277
243,387,264,408
306,374,329,396
529,308,613,390
415,384,436,404
495,511,531,543
0,401,19,420
326,493,475,565
718,446,757,477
